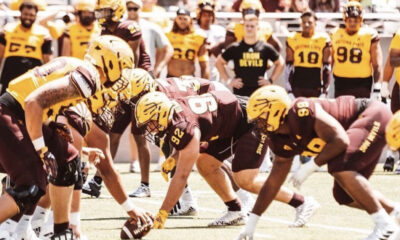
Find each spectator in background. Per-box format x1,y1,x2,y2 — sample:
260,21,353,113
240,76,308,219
166,8,209,78
232,0,290,12
60,0,101,59
0,0,52,93
216,10,284,97
142,0,171,31
195,0,225,81
126,0,173,78
309,0,340,12
289,0,309,12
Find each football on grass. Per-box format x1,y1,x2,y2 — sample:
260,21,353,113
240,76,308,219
120,218,152,239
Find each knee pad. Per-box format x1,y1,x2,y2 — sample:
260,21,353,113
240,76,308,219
6,185,44,213
49,157,79,187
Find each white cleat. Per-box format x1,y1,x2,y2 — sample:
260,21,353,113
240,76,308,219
0,229,16,240
15,228,40,240
170,187,198,216
363,220,399,240
129,161,140,173
208,211,247,227
32,211,53,240
128,183,151,198
290,196,320,228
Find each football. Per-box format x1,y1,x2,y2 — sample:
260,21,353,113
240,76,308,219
120,218,153,239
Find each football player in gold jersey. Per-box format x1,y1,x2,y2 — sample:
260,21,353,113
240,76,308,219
330,1,383,99
381,29,400,173
0,36,151,238
166,8,209,78
0,0,53,94
286,11,331,98
60,0,101,59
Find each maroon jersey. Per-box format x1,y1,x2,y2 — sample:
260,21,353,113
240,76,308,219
268,96,366,158
131,77,216,134
163,90,243,150
101,21,151,71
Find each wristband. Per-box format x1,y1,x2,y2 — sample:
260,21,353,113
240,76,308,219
121,199,135,212
70,212,80,226
32,137,45,151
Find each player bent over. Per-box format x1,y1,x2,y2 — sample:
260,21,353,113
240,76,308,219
135,90,318,229
237,85,399,240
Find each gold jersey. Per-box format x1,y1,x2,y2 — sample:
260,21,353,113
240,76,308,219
228,21,272,42
166,30,208,62
331,26,378,78
66,22,101,59
2,22,51,60
286,32,331,68
389,29,400,84
6,57,101,121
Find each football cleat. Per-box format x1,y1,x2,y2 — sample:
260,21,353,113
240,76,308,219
32,211,54,240
290,196,320,228
394,163,400,175
128,184,151,198
384,157,395,172
363,220,399,240
82,178,101,198
50,229,74,240
208,211,247,227
170,187,198,216
15,228,40,240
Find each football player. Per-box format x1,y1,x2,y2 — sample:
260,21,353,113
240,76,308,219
382,28,400,173
285,10,331,98
330,1,383,99
0,35,144,239
83,0,153,198
165,8,210,78
237,85,400,240
135,90,318,229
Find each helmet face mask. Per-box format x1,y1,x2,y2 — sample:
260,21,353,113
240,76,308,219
95,0,126,25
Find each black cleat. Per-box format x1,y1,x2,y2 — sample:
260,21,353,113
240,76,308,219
82,179,101,198
383,157,395,172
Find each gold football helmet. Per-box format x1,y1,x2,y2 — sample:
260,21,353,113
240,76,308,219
121,68,157,100
135,92,178,132
247,85,292,133
85,35,134,85
76,0,96,11
240,0,262,11
386,110,400,151
343,1,363,19
95,0,126,24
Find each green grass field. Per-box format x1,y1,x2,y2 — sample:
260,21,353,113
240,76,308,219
73,163,400,240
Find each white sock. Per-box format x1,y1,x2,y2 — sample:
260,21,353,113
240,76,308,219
32,206,50,223
371,208,391,225
236,189,252,203
390,204,400,216
0,219,18,232
182,186,193,202
15,215,33,234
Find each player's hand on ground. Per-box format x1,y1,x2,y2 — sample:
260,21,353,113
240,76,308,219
153,210,168,229
128,207,154,226
290,159,320,190
161,157,176,182
82,147,105,166
228,78,243,89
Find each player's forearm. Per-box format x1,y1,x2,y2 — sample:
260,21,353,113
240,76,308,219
383,58,394,83
200,62,210,79
24,99,45,141
215,58,229,81
314,138,348,166
372,65,382,83
154,46,173,77
270,58,285,82
252,160,291,215
160,169,191,212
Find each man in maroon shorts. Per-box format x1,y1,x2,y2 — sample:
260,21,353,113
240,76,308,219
134,89,318,229
237,85,400,240
83,0,154,198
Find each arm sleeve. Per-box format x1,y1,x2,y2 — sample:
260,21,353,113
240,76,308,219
69,66,99,98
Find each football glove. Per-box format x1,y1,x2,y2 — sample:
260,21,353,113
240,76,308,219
235,213,260,240
37,147,58,178
380,81,390,99
153,209,168,229
161,157,176,182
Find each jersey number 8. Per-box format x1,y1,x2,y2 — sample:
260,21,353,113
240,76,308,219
336,47,362,63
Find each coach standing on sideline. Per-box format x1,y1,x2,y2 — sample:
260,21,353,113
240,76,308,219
215,9,284,97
